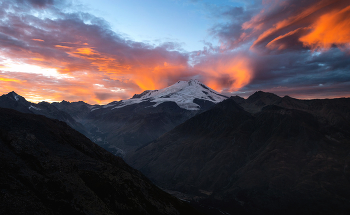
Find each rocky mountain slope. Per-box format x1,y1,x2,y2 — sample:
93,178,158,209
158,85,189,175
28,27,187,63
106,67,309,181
0,108,200,215
235,91,350,133
51,100,97,122
128,95,350,215
52,80,227,156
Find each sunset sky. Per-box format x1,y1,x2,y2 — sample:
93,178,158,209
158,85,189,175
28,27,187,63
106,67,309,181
1,0,350,104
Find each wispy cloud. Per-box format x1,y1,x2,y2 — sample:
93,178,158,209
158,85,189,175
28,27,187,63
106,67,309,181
207,0,350,98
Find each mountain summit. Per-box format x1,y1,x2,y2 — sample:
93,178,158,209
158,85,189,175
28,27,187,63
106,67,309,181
7,91,22,101
79,80,227,156
99,79,228,111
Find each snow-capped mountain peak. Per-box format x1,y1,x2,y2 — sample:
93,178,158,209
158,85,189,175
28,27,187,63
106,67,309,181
108,79,228,111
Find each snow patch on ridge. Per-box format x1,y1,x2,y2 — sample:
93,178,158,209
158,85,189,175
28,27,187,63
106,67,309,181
29,105,41,111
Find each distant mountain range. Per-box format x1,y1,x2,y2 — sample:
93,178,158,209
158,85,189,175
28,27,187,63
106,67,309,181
0,91,89,137
1,81,350,214
0,80,226,157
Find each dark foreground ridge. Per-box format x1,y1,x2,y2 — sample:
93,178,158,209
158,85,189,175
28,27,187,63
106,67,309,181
0,108,200,215
129,96,350,215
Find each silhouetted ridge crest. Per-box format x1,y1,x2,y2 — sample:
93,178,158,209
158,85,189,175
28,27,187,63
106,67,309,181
215,97,245,111
7,91,18,96
132,90,156,99
247,91,281,103
229,95,245,104
6,91,26,101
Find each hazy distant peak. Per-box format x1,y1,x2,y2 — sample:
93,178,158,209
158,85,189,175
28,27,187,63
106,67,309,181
8,91,18,95
8,90,18,96
250,90,279,97
61,100,70,104
229,95,245,105
215,97,245,112
247,91,280,101
5,91,23,102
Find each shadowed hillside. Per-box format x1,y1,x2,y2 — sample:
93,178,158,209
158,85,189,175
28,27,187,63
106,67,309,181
0,108,200,215
128,97,350,215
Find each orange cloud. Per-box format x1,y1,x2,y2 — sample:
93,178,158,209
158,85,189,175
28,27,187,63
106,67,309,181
32,39,44,42
55,45,72,49
0,73,32,101
299,5,350,50
62,46,132,75
74,47,96,56
266,27,310,50
250,0,333,49
196,56,253,92
133,63,189,91
32,58,45,61
61,41,88,45
242,0,350,52
0,77,24,83
0,70,132,104
51,45,191,93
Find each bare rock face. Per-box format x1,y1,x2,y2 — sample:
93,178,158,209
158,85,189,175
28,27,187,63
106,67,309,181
0,108,199,215
128,97,350,215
